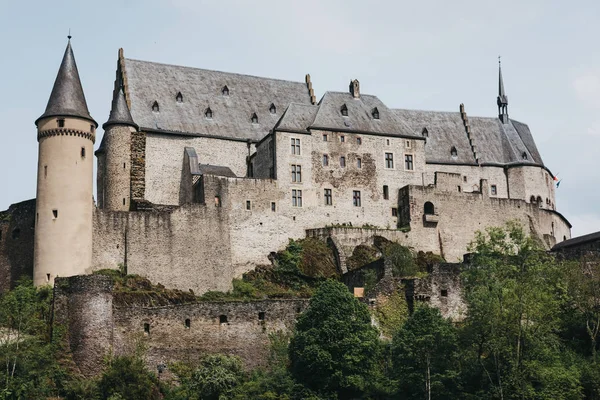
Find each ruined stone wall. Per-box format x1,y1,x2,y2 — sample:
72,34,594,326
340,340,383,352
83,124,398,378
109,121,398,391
113,299,308,372
413,263,466,321
0,200,36,293
92,204,234,294
144,133,252,205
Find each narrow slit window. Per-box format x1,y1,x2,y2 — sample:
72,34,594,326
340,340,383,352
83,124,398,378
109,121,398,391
205,107,213,119
357,137,362,145
44,165,47,178
122,198,126,205
271,202,276,212
81,147,86,158
357,158,362,168
246,200,251,210
123,163,126,169
46,273,50,282
392,208,398,217
322,154,329,166
340,156,346,167
258,312,265,321
52,209,58,219
144,323,150,334
185,319,191,329
383,185,389,200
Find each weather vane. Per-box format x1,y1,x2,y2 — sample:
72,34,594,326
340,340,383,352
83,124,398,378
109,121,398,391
498,55,501,65
68,28,72,40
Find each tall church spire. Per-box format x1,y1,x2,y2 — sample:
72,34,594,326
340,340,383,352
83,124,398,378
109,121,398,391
497,57,509,124
36,38,96,126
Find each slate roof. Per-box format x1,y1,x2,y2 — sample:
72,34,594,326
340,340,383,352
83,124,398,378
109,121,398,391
37,41,96,126
123,58,312,141
103,88,138,130
197,164,237,178
273,103,319,133
552,231,600,251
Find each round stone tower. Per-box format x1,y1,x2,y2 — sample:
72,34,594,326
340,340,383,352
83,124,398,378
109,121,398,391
33,39,97,286
98,87,138,211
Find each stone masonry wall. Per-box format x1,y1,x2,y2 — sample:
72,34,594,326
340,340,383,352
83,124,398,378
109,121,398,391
0,200,36,293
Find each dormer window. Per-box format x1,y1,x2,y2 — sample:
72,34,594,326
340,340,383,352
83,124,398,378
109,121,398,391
340,104,348,117
152,101,159,112
222,86,229,96
522,152,528,160
269,103,276,114
57,119,65,128
372,107,380,119
422,127,428,137
205,107,213,119
251,113,258,124
176,92,183,103
450,146,458,157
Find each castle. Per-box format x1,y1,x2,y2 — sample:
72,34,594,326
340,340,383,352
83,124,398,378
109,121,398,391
0,39,572,295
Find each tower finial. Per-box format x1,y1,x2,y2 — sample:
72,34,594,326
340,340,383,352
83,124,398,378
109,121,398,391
497,56,509,123
68,28,72,40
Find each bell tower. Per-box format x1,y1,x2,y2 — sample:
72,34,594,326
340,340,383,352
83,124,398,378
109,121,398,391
33,37,97,286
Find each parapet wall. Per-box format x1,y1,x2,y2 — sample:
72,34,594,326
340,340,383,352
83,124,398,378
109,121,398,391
0,199,36,293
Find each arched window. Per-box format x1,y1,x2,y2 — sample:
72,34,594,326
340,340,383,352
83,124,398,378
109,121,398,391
222,85,229,96
340,104,348,117
422,127,428,137
251,113,258,124
371,107,380,119
522,151,528,160
269,103,276,114
424,201,435,215
152,101,159,112
176,92,183,103
536,196,543,205
450,146,458,157
205,107,213,119
530,195,536,203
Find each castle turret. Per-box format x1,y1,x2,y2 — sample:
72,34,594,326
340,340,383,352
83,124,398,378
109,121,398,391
99,86,138,210
33,38,97,286
497,58,509,124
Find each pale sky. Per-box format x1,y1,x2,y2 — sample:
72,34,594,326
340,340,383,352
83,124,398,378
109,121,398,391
1,0,598,237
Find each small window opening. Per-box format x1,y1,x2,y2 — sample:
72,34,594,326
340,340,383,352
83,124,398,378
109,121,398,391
372,107,379,119
46,273,50,282
246,200,251,210
258,312,265,321
563,235,567,241
52,209,58,219
57,119,65,128
422,127,428,137
144,323,150,335
340,156,346,167
251,113,258,124
185,319,191,329
322,154,329,166
44,165,47,178
386,139,390,145
392,208,398,217
441,289,448,297
222,86,229,96
176,92,183,103
383,185,389,200
122,198,126,205
463,176,467,182
152,101,159,112
340,135,345,142
205,107,213,119
450,146,458,157
215,196,221,207
357,137,362,145
357,158,362,168
219,315,228,324
522,152,528,160
424,201,435,215
269,103,276,114
81,147,86,158
323,134,328,141
406,140,411,148
530,195,536,203
457,185,461,192
491,185,497,195
11,229,20,239
123,163,126,169
340,104,348,117
271,202,276,212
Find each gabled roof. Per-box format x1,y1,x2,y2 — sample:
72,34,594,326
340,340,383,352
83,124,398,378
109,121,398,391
273,103,319,133
552,231,600,251
36,40,96,126
309,92,420,138
197,164,237,178
123,58,312,141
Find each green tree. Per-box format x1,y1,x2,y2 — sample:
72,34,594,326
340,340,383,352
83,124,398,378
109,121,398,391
288,280,380,398
460,221,581,399
97,355,161,400
392,305,459,399
188,354,244,400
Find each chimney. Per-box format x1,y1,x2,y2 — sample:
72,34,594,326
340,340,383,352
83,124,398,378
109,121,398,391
349,79,360,99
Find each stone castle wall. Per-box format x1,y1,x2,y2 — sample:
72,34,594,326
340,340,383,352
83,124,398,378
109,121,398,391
53,275,307,377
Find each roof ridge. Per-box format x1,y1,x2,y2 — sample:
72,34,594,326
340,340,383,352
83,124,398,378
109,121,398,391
124,58,306,86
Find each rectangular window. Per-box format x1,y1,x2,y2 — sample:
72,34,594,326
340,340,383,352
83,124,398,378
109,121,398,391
52,209,58,219
392,208,398,217
357,137,362,145
404,154,413,170
271,202,276,212
215,196,221,207
385,153,394,169
323,134,328,141
340,135,345,143
323,154,329,166
324,189,332,205
491,185,497,195
383,185,389,200
58,119,65,128
340,156,346,168
246,200,251,210
292,190,303,207
357,158,362,168
81,147,86,158
353,191,361,207
291,138,300,155
406,140,411,148
291,164,302,182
